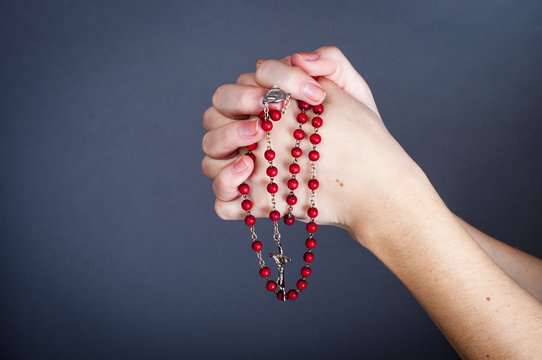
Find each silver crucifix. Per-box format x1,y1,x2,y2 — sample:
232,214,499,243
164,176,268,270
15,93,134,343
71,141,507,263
269,250,292,291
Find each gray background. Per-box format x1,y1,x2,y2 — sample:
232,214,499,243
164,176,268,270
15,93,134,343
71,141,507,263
2,1,541,359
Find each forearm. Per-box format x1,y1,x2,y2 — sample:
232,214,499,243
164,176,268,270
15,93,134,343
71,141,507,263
455,215,542,302
357,183,542,359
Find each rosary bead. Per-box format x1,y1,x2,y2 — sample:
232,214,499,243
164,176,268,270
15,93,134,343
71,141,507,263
297,279,308,290
284,214,295,226
262,120,273,131
306,221,318,233
287,179,299,190
252,240,263,251
311,117,323,128
238,183,250,195
245,215,256,226
304,252,315,263
264,149,276,161
241,199,253,211
309,133,321,144
269,210,281,221
298,100,311,111
270,110,282,121
301,266,312,278
247,143,257,151
267,182,279,194
307,207,318,218
296,112,308,124
305,237,317,249
266,280,277,291
289,163,300,174
247,153,256,163
313,104,324,114
308,150,320,161
291,147,302,158
259,267,271,278
308,179,320,190
266,166,278,177
287,289,298,300
286,194,297,205
276,290,285,301
259,111,265,121
293,129,305,140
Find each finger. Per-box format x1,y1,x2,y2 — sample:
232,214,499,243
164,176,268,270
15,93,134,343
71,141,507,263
212,84,266,117
236,72,258,86
255,59,326,106
212,155,254,202
202,153,239,180
290,46,379,115
203,106,238,131
202,118,264,159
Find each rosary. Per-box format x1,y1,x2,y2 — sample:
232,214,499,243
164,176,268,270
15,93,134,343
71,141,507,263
238,85,323,301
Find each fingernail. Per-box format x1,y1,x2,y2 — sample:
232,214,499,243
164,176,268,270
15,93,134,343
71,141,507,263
299,52,319,61
233,156,249,173
256,59,265,69
240,119,260,137
303,82,325,103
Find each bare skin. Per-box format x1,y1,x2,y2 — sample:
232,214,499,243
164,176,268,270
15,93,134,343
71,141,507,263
201,46,542,359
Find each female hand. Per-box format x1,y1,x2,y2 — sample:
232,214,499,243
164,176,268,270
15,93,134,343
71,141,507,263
202,46,440,248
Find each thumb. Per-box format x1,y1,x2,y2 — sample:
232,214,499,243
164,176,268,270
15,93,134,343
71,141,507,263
290,46,379,116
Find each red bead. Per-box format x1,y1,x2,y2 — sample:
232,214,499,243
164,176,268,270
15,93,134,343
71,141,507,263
309,133,321,144
305,237,317,249
245,215,256,226
309,150,320,161
312,76,320,81
266,166,278,177
296,112,308,124
266,280,277,291
306,221,318,233
311,117,323,128
259,267,271,278
291,147,302,158
308,179,319,190
270,110,281,121
259,111,265,121
262,120,273,131
297,279,307,290
313,104,324,114
247,143,257,151
298,101,311,111
276,290,285,301
247,153,256,163
241,199,253,211
293,129,305,140
267,182,278,194
307,207,318,218
264,149,275,161
287,179,299,190
287,289,298,300
289,163,300,174
286,194,297,205
284,214,295,225
301,266,312,278
252,240,263,251
238,183,250,195
304,252,315,263
269,210,281,221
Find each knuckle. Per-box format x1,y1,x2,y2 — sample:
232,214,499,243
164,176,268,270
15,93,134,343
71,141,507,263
236,86,250,111
236,73,250,84
321,45,343,57
254,59,272,84
202,106,215,130
201,132,211,154
212,85,226,107
201,156,213,179
214,199,230,220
